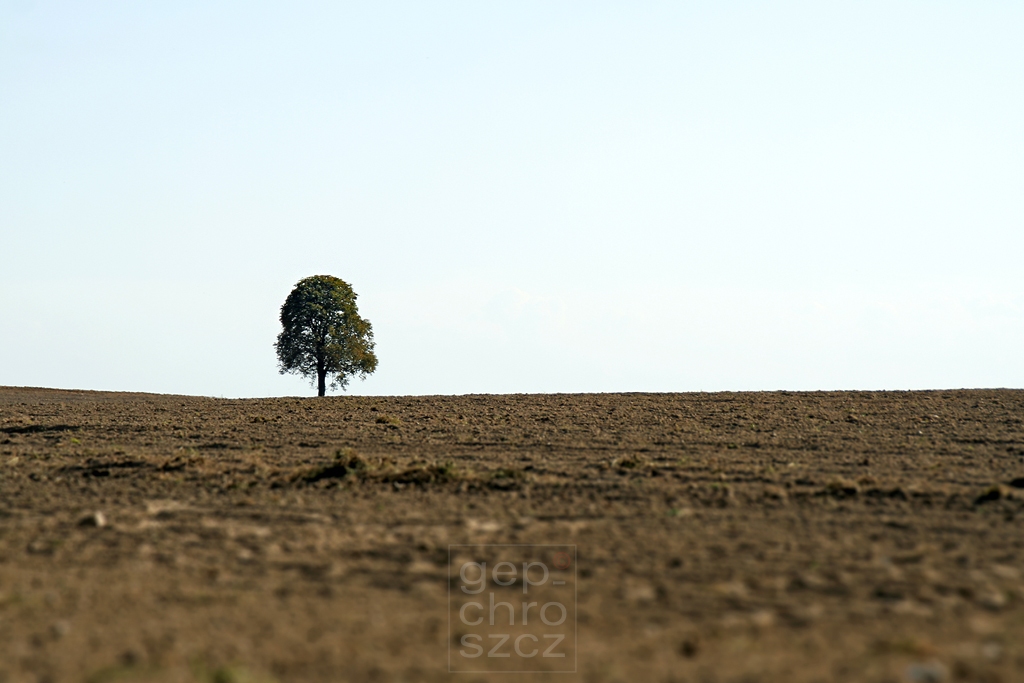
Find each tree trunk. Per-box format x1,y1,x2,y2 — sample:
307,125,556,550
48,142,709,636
317,367,326,397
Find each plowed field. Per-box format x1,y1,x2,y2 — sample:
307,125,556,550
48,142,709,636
2,387,1024,683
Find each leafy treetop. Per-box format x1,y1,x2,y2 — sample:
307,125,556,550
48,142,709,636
275,275,378,396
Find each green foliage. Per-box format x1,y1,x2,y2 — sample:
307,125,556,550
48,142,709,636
275,275,378,396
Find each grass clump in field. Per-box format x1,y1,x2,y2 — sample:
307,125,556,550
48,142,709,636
297,447,370,483
382,459,461,485
612,453,649,471
295,450,465,487
374,414,402,427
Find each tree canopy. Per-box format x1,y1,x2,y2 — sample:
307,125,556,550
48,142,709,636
275,275,378,396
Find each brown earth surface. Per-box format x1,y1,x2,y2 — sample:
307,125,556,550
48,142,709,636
2,387,1024,683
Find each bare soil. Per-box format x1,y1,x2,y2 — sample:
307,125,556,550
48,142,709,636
1,387,1024,683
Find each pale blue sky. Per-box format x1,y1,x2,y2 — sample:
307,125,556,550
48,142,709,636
2,2,1022,396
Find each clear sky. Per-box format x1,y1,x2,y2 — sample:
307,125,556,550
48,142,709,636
2,1,1022,397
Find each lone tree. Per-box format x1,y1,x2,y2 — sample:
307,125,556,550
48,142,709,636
275,275,378,396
